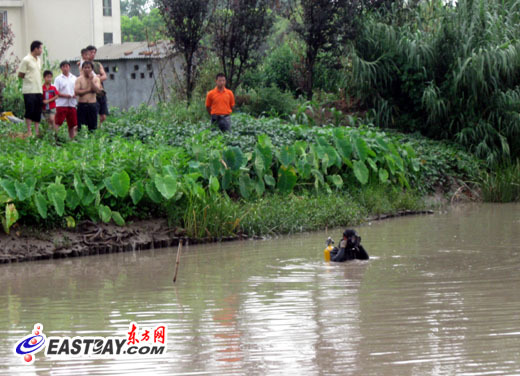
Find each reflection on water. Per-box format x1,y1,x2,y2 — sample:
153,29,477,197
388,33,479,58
0,203,519,375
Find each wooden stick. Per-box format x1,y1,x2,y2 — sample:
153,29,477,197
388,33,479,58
173,239,183,283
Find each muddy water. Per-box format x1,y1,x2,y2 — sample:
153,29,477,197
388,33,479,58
1,203,519,375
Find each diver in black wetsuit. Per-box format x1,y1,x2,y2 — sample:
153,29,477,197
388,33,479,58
330,229,369,262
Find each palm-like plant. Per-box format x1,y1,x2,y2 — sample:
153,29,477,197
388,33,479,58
350,0,520,164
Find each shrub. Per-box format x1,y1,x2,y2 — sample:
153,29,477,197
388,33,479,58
239,85,297,118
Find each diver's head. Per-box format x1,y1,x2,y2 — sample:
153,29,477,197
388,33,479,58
343,229,361,247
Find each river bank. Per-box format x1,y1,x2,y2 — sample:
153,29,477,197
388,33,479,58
0,210,434,264
0,198,435,264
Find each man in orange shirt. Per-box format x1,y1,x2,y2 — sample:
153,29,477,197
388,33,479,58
205,73,235,132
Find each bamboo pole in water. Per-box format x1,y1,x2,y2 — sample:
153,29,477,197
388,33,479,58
173,240,183,283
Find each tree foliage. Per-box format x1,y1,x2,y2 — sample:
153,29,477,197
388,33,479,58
121,0,150,18
157,0,214,102
211,0,274,90
290,0,362,99
121,8,166,42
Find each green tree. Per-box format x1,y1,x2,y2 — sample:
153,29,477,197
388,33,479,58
121,0,150,17
121,8,166,42
157,0,214,102
212,0,274,91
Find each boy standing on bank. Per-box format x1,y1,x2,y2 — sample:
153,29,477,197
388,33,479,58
17,40,43,136
54,61,78,139
42,70,60,132
74,61,102,131
205,73,235,132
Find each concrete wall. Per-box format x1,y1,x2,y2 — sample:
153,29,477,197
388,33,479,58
0,0,121,63
70,56,183,110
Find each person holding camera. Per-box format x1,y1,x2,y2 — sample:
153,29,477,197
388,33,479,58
330,229,369,262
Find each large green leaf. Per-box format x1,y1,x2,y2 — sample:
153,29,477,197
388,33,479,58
296,158,312,179
129,181,144,205
209,156,223,176
34,193,48,219
256,143,273,170
258,134,273,148
311,169,324,190
264,174,276,187
14,181,30,201
254,150,265,176
26,177,37,198
376,136,390,152
379,168,389,183
73,174,85,199
254,178,265,196
222,169,233,190
0,179,16,199
81,191,96,206
327,174,344,189
83,175,98,194
239,174,253,199
47,182,67,216
279,145,296,166
335,137,353,161
277,166,298,194
355,137,370,161
98,205,112,223
209,176,220,194
353,160,369,185
145,180,162,203
2,203,19,234
323,145,341,169
66,189,80,210
223,147,244,171
103,177,117,197
111,170,130,198
154,175,177,200
367,158,378,172
111,211,125,226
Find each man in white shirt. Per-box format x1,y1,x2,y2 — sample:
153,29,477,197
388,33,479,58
17,40,43,136
54,61,78,139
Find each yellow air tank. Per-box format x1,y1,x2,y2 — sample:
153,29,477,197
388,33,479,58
324,237,334,261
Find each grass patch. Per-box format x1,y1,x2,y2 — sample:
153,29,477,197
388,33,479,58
480,161,520,202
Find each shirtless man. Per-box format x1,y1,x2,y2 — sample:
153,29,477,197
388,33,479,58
74,61,102,131
86,45,109,125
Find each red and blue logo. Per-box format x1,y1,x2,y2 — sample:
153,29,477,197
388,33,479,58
13,323,46,364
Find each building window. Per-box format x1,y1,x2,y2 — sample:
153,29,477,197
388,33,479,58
110,74,115,80
134,65,139,71
0,11,7,34
103,0,112,17
149,72,153,78
131,73,136,79
104,32,113,45
105,66,110,73
146,64,152,71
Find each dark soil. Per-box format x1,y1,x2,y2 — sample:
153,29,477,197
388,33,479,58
0,219,245,264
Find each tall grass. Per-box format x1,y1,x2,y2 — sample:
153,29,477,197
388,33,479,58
351,0,520,164
480,161,520,202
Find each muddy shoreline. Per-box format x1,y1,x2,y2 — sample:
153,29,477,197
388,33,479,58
0,210,434,264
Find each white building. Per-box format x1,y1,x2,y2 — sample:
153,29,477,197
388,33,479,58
0,0,121,62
